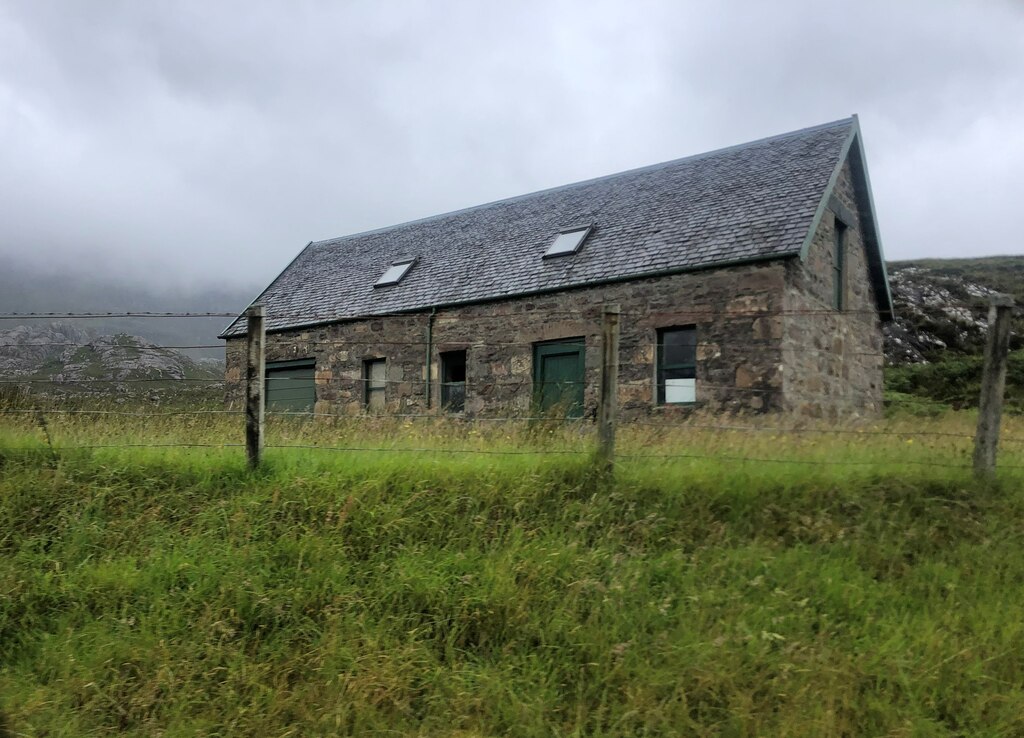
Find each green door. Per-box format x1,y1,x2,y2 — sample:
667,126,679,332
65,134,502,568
533,339,585,418
265,359,316,413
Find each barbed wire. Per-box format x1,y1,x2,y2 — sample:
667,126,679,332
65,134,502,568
0,408,242,417
0,443,245,450
263,444,587,456
0,339,887,359
0,312,239,319
4,407,1024,446
0,378,227,384
1,303,1012,470
1,442,1020,471
0,376,787,396
0,307,887,322
0,343,224,350
615,452,1024,469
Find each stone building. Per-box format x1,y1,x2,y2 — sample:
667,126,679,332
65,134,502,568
222,117,892,420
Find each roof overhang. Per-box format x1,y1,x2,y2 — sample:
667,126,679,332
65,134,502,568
220,251,790,339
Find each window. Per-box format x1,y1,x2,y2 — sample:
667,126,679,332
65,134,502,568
833,219,846,310
543,226,592,258
265,359,315,413
375,259,415,287
657,327,697,404
440,350,467,413
363,358,386,410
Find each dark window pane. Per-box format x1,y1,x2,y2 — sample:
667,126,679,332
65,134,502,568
442,382,465,412
440,351,467,412
441,351,467,383
661,328,696,367
663,366,696,380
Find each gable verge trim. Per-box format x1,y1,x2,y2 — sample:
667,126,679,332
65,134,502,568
218,241,314,338
796,128,857,263
795,117,893,320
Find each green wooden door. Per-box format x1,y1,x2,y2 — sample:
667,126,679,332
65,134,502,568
265,359,316,413
533,339,585,418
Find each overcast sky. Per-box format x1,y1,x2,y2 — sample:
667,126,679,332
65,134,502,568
1,0,1022,294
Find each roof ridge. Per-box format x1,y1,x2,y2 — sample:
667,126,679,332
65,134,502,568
310,117,856,249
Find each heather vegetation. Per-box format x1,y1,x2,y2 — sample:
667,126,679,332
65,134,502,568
2,409,1024,735
885,350,1024,413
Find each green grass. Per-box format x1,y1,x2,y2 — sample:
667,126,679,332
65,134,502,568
3,411,1024,735
886,351,1024,412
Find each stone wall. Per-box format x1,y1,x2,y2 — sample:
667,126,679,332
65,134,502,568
781,156,884,419
225,261,790,418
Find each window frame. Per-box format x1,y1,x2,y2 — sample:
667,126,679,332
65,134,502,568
363,357,386,410
374,258,416,288
832,218,846,311
439,349,467,413
656,326,697,405
543,225,593,259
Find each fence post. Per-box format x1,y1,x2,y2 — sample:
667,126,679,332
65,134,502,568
245,304,266,469
973,294,1015,479
598,304,621,471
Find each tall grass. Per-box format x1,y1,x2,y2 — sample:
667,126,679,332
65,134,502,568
2,409,1024,735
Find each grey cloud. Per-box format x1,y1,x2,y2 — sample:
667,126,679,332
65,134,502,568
0,0,1022,298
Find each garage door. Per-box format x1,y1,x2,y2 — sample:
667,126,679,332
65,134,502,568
265,359,316,413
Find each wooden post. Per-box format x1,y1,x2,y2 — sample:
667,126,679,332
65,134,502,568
973,295,1015,478
598,304,621,471
245,304,266,469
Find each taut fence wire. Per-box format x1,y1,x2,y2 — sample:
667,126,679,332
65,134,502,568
0,299,1018,476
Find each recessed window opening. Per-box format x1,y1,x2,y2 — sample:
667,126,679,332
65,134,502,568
265,359,316,413
833,218,846,311
543,226,592,258
363,358,386,410
375,259,416,287
657,326,697,404
440,350,467,413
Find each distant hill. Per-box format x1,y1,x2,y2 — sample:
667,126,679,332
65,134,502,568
0,324,222,402
0,261,259,361
891,256,1024,305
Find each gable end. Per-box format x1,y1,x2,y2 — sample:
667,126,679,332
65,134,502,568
796,118,892,320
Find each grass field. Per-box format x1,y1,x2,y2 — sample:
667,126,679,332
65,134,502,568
3,408,1024,736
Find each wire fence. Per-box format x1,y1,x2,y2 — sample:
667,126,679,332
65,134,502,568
0,303,1018,473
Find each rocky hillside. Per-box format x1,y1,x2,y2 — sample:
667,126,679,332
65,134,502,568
0,260,256,361
883,256,1023,412
0,324,222,401
884,256,1024,365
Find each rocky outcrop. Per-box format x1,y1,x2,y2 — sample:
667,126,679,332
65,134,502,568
0,323,222,397
884,261,1021,365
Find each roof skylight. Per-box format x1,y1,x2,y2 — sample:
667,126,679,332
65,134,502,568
375,259,416,287
544,226,592,258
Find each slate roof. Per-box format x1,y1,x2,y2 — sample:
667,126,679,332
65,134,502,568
223,117,889,337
